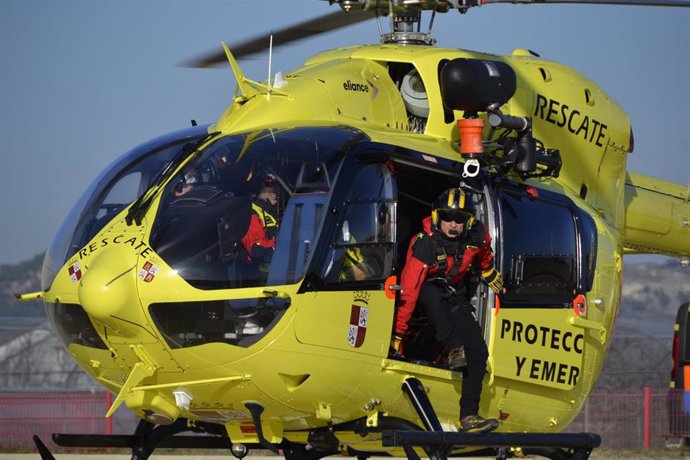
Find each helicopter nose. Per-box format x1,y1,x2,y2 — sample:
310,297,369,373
78,244,139,321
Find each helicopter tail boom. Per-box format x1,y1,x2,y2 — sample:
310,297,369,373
623,171,690,258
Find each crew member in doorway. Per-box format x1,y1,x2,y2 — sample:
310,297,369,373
391,187,503,433
241,175,281,276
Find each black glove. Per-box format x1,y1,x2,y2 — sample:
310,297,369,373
482,267,504,294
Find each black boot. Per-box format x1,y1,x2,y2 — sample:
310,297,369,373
448,346,467,370
460,415,499,433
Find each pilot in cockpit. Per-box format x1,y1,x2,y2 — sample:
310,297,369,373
173,171,199,197
240,175,282,275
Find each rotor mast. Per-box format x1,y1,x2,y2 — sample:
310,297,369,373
331,0,464,45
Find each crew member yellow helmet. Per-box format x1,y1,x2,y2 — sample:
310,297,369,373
431,188,475,230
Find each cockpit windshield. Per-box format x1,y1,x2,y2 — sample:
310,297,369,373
150,127,366,290
42,125,210,291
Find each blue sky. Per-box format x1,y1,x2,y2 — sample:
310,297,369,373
2,0,689,266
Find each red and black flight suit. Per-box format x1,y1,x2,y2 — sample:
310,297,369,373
395,215,495,420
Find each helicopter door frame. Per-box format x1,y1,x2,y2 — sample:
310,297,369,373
294,144,399,356
487,180,598,390
307,148,399,291
382,154,494,365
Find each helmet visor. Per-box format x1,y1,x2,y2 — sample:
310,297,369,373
437,210,472,225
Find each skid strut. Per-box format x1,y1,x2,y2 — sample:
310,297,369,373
402,377,449,459
402,377,444,431
399,377,600,460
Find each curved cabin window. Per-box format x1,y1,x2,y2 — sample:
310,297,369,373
42,125,210,291
319,163,396,285
45,302,108,350
149,127,364,290
578,209,598,292
150,296,291,349
498,187,583,307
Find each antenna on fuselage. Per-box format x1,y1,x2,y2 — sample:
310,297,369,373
267,32,273,96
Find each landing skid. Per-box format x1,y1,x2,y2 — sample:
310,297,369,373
32,418,600,460
394,377,601,460
383,430,601,460
33,418,241,460
31,377,601,460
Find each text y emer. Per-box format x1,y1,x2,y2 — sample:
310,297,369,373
501,318,584,387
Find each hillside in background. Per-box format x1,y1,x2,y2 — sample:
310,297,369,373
597,258,690,389
618,260,690,334
1,254,688,389
0,253,43,316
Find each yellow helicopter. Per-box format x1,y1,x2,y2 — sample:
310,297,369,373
18,0,690,459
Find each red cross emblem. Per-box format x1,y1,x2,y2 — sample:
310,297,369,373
347,304,368,348
68,262,82,282
139,261,158,283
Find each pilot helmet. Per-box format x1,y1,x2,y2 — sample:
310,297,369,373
184,171,199,184
431,188,475,229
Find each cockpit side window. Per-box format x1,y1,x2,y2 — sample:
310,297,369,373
318,163,396,284
149,127,360,290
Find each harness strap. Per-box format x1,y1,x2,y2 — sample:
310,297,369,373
435,245,448,274
252,203,278,229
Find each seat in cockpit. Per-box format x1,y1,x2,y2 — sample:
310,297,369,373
151,186,252,288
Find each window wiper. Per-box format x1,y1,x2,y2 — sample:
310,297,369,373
126,131,219,226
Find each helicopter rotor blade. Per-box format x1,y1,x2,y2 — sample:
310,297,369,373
481,0,690,7
183,9,375,68
183,0,690,68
